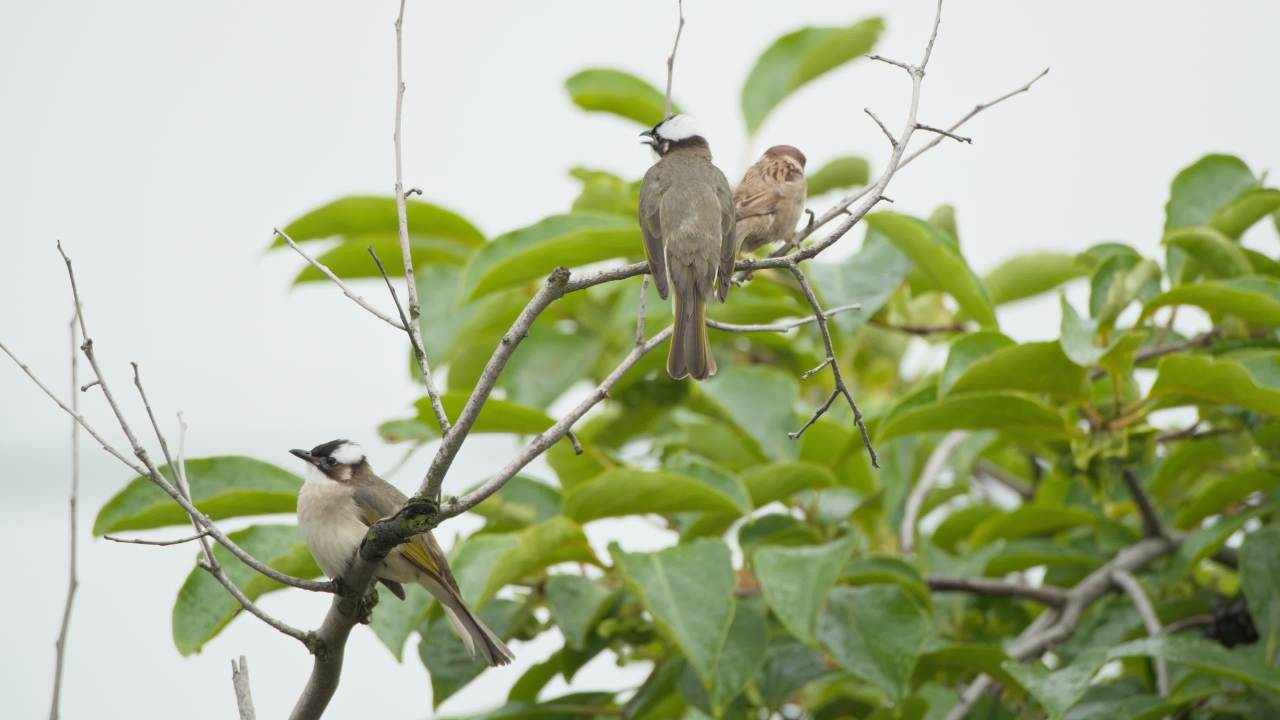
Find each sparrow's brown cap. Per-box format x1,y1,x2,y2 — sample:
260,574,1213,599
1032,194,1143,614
763,144,806,168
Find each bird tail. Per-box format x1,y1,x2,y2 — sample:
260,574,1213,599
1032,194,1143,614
419,577,514,666
668,289,716,380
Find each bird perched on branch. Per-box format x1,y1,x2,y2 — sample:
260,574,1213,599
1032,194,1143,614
291,440,513,666
638,114,735,381
732,145,808,256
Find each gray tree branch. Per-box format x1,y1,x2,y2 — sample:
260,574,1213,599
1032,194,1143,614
49,315,80,720
231,656,257,720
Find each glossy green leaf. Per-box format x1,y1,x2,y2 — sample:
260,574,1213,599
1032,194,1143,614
422,597,531,707
1003,648,1107,720
878,392,1078,442
1141,275,1280,326
462,213,641,299
95,457,301,536
499,325,599,410
478,517,598,605
1166,505,1270,580
866,212,997,328
1096,258,1161,330
753,536,855,643
380,393,555,443
569,167,639,216
172,524,321,655
1173,469,1280,529
466,475,561,532
612,539,736,691
840,557,931,608
565,68,674,127
970,506,1098,546
1109,635,1280,693
940,332,1014,396
807,227,913,335
913,644,1017,690
370,583,433,662
983,253,1089,306
701,366,800,461
273,195,483,250
709,600,769,714
1211,187,1280,238
817,585,930,702
1166,154,1257,229
742,462,836,507
1164,227,1252,277
948,341,1089,402
807,155,870,196
1149,353,1280,416
1241,525,1280,660
545,575,615,650
758,639,831,712
741,18,884,134
1058,295,1117,368
564,469,745,522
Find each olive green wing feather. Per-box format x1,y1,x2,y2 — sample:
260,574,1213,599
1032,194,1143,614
639,164,670,300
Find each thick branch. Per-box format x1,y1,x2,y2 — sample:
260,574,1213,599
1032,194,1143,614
926,576,1068,607
1111,569,1169,696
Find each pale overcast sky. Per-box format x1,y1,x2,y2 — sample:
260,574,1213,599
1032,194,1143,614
3,1,1279,718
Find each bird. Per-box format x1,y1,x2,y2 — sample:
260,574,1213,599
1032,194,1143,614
732,145,808,257
291,439,513,666
638,114,736,381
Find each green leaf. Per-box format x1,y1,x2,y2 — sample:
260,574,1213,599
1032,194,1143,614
753,536,856,643
1141,275,1280,326
758,640,831,712
709,600,769,714
913,644,1017,690
1003,648,1107,720
461,213,641,299
612,539,736,692
172,524,321,655
1166,505,1270,580
95,457,301,536
1096,258,1161,330
1149,353,1280,416
370,583,433,661
807,156,870,197
1164,227,1252,278
478,517,598,605
807,227,913,335
940,332,1014,396
742,462,836,507
841,557,931,609
565,68,674,127
273,195,484,250
1173,470,1280,529
380,393,555,443
1241,525,1280,662
1211,187,1280,238
948,341,1089,402
545,575,615,650
866,212,997,329
878,392,1078,442
741,18,884,134
1166,154,1257,229
499,326,599,409
1109,635,1280,693
422,597,530,708
817,585,931,702
466,475,561,532
569,167,640,216
970,506,1098,546
983,253,1089,306
701,366,800,461
1059,295,1128,368
564,469,745,522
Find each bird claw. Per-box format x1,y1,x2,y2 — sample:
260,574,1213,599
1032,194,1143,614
357,584,380,625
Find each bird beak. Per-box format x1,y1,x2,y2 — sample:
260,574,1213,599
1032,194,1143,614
290,448,319,467
639,129,656,146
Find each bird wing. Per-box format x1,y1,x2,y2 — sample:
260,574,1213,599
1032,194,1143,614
733,163,783,221
714,165,737,302
353,481,462,595
638,164,670,299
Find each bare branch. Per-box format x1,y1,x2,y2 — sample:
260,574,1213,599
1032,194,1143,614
915,123,972,144
273,229,404,331
635,276,649,347
231,656,257,720
1122,469,1168,540
104,531,211,547
1111,569,1169,696
901,431,965,555
49,315,80,720
391,0,450,437
706,303,860,333
801,357,833,380
787,265,877,467
927,576,1068,607
867,54,914,74
662,0,684,119
870,318,968,336
973,460,1034,501
865,107,898,147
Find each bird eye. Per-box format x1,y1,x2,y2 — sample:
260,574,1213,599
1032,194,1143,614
324,456,337,467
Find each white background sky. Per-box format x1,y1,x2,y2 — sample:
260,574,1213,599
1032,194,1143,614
3,1,1279,718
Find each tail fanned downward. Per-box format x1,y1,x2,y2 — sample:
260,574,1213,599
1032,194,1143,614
420,576,514,666
668,290,716,380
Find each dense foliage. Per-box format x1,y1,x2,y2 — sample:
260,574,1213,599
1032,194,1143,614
93,13,1280,720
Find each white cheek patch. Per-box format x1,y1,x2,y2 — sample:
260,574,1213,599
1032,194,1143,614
783,156,804,173
657,114,702,142
330,442,365,465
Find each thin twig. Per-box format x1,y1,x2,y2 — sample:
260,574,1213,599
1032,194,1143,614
801,358,833,380
705,303,860,333
915,123,972,143
787,265,878,467
104,531,211,547
1090,329,1219,380
865,108,898,147
1162,614,1213,636
566,430,584,456
49,315,80,720
273,229,404,331
926,576,1068,607
1112,569,1169,697
662,0,684,119
901,431,965,555
390,0,450,437
869,318,968,336
973,460,1034,501
231,656,257,720
1122,469,1167,540
367,246,414,341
